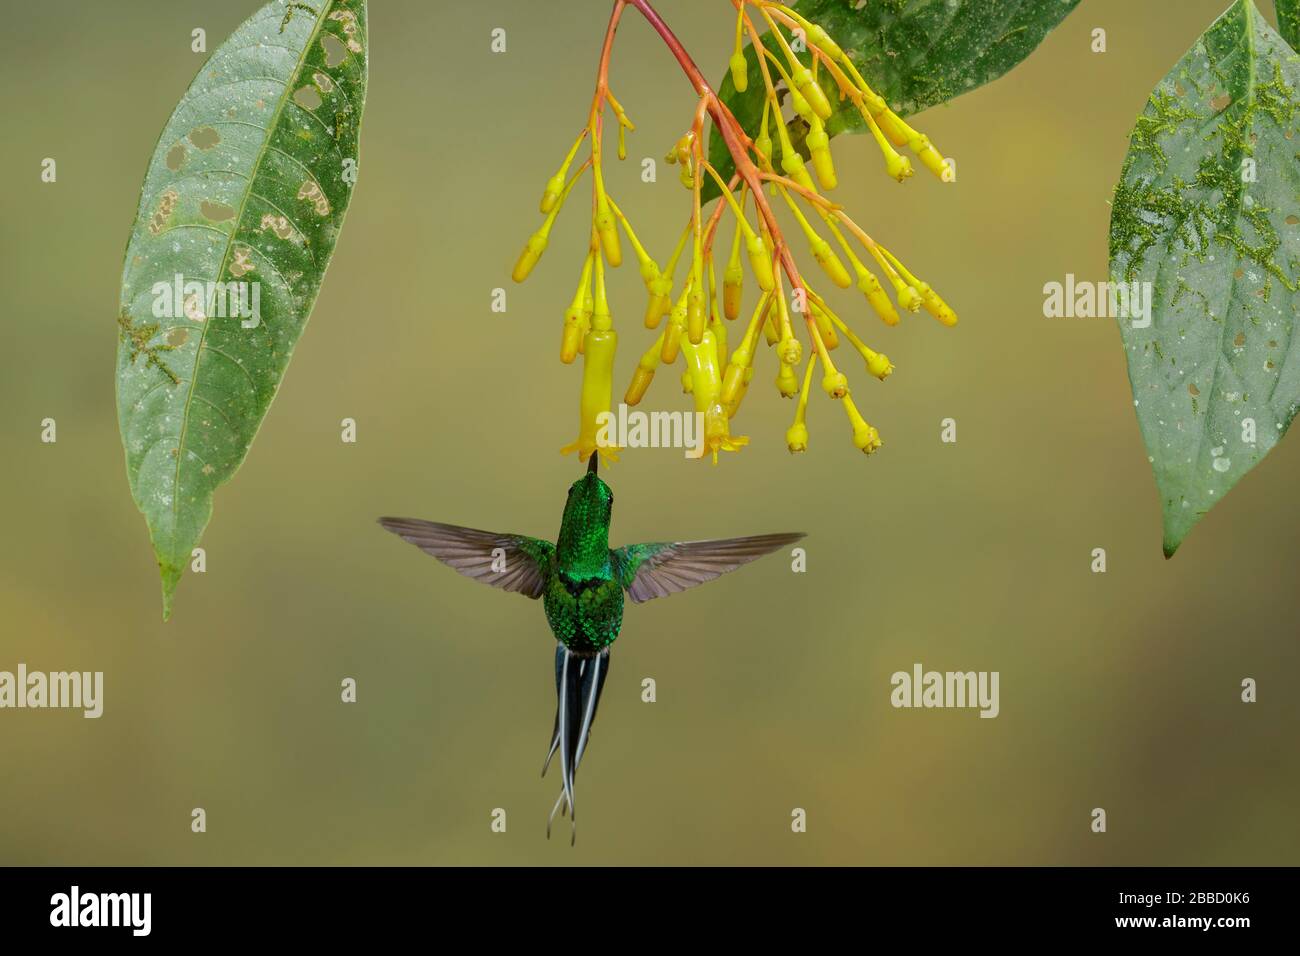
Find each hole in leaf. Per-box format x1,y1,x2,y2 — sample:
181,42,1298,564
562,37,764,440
313,71,335,93
1209,93,1232,112
1286,215,1299,225
189,126,221,150
294,85,322,110
166,328,189,347
200,200,236,222
166,144,188,171
321,34,348,67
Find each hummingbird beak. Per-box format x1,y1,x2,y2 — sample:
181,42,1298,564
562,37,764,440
544,645,610,845
587,453,599,476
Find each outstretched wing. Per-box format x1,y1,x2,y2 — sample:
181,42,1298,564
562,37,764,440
378,517,554,599
612,533,804,604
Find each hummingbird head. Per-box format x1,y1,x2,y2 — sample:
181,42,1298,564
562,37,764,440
557,455,613,571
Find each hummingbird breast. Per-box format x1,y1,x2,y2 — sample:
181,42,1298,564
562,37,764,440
543,571,624,655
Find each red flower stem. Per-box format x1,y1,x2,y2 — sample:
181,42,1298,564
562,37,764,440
623,0,807,310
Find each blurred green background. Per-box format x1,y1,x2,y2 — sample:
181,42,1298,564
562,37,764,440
1,0,1296,865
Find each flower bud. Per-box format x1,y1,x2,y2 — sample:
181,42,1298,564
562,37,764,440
780,151,816,193
594,196,622,267
909,134,948,179
786,421,809,453
729,51,748,92
512,232,548,283
877,109,912,148
560,304,584,364
922,286,958,326
723,261,744,320
687,287,706,344
811,238,852,288
539,172,565,214
806,120,837,191
625,366,654,406
644,275,673,328
822,370,848,398
745,233,775,292
857,268,900,326
792,67,832,121
807,24,843,61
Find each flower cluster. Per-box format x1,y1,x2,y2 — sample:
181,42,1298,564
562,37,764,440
512,0,957,463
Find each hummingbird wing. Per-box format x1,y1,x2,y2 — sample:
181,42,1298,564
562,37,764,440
612,533,804,604
377,518,554,599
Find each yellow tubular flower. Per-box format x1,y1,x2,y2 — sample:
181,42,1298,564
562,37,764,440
842,394,882,454
809,300,839,350
539,127,587,214
761,8,831,122
682,329,722,412
685,330,747,463
910,133,949,180
729,5,748,92
625,332,664,406
852,98,913,182
593,155,622,266
780,150,816,194
786,354,817,452
560,326,618,462
721,292,768,408
877,108,913,149
723,217,745,320
854,265,900,326
922,286,958,326
746,231,776,293
561,251,596,364
812,292,893,379
806,115,837,191
703,163,774,296
878,245,951,323
594,196,622,267
687,231,706,344
514,161,588,282
871,244,923,313
779,188,850,289
607,196,661,292
660,284,690,363
774,6,846,62
646,221,691,328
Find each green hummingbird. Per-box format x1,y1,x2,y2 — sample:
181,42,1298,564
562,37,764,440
379,455,802,843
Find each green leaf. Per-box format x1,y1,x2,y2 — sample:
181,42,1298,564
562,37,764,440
1278,0,1300,51
1108,0,1300,557
706,0,1080,201
116,0,368,618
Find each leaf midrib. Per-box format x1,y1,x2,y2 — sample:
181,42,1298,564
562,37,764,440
167,2,334,556
1186,0,1257,487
